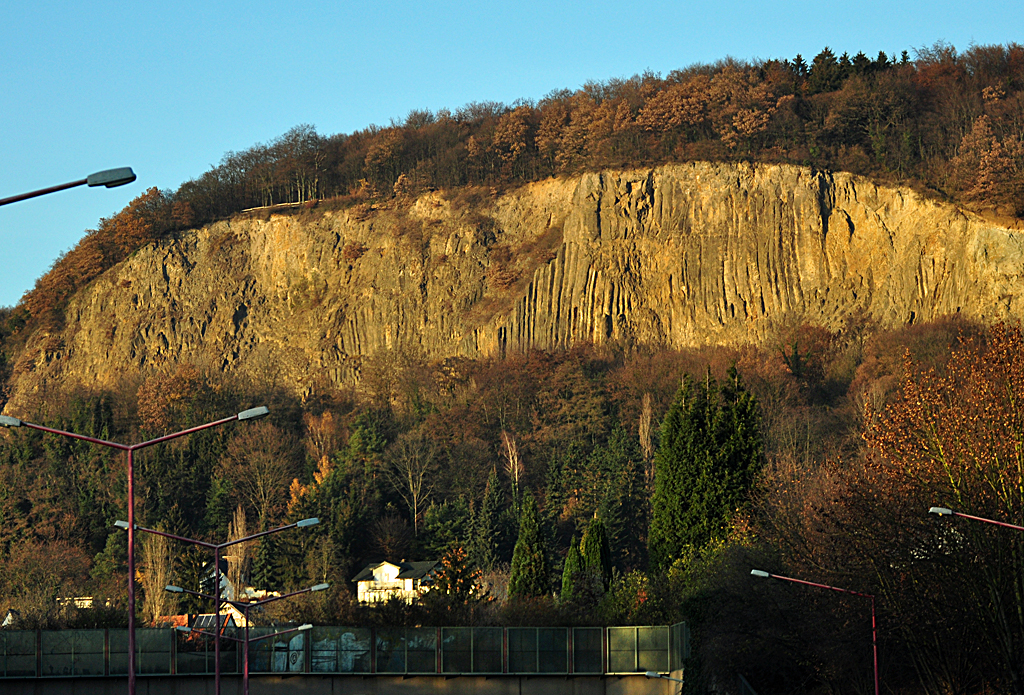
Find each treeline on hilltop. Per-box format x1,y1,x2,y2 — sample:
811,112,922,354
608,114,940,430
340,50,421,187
7,315,1024,692
8,41,1024,331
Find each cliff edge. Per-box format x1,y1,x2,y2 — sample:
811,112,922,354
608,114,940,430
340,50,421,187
6,162,1022,412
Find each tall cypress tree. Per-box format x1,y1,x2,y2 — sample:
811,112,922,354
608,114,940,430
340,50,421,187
648,368,763,570
560,536,582,603
508,492,549,598
580,517,612,590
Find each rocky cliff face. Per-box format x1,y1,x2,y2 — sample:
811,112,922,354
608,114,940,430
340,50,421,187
6,162,1023,412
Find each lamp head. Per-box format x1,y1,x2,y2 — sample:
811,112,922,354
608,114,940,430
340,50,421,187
165,585,184,593
176,626,192,633
0,415,22,427
86,167,136,188
311,583,330,592
645,671,661,679
298,624,313,631
237,406,270,421
296,517,320,528
750,569,771,578
929,507,954,516
114,520,130,530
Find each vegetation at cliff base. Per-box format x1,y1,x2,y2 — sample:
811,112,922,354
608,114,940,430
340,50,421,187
4,313,1024,692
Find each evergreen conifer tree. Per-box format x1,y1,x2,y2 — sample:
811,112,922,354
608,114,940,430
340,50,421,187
648,367,763,570
507,492,549,598
560,536,582,603
250,534,278,590
471,468,504,571
580,517,613,589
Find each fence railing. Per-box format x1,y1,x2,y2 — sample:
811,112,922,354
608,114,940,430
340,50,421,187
0,624,688,678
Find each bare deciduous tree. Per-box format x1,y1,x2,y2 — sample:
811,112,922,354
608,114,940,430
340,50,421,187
639,392,654,490
220,422,301,528
383,431,437,536
141,532,174,624
225,505,253,601
501,429,524,513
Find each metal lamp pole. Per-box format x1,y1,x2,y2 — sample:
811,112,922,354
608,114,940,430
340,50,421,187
0,405,269,694
176,622,312,691
122,517,320,695
751,569,879,695
0,168,137,206
929,506,1024,531
167,583,329,695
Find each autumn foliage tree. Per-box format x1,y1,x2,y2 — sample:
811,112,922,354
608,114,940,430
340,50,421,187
860,323,1024,693
760,323,1024,694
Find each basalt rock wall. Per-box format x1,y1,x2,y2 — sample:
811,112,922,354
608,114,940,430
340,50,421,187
5,162,1023,412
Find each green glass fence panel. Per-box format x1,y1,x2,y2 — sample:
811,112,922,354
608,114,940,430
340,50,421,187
637,626,669,673
248,628,278,673
508,628,536,673
311,627,371,673
608,627,636,673
406,627,437,673
250,628,304,673
109,630,129,675
139,629,174,675
473,627,503,673
538,628,567,673
2,631,36,677
173,629,215,674
441,627,471,673
573,627,603,673
72,631,105,676
282,631,305,672
670,622,689,669
40,631,73,676
375,629,406,673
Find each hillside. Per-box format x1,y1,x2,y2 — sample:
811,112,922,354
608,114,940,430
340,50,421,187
2,161,1021,415
3,42,1024,695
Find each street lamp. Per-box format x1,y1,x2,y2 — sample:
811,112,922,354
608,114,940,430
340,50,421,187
929,506,1024,531
166,582,328,695
0,405,268,695
0,167,137,206
751,569,879,695
119,516,320,695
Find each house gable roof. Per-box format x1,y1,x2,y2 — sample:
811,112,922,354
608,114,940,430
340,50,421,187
352,560,438,582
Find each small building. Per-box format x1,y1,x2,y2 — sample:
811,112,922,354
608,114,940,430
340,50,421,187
352,560,438,604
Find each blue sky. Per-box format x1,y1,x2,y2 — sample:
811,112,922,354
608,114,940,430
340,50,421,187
1,0,1020,308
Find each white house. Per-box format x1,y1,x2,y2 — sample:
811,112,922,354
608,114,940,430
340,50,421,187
352,560,438,604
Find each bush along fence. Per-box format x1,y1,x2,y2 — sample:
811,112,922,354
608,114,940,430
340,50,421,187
0,624,688,678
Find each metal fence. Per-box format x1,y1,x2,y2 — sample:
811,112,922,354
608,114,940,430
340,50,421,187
0,624,687,678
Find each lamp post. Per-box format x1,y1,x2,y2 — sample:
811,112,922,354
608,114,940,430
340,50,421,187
751,569,879,695
167,583,329,695
0,405,268,694
0,168,137,206
929,506,1024,531
120,517,320,695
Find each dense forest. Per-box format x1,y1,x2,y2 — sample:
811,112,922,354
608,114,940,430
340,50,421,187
3,41,1024,695
4,313,1024,694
